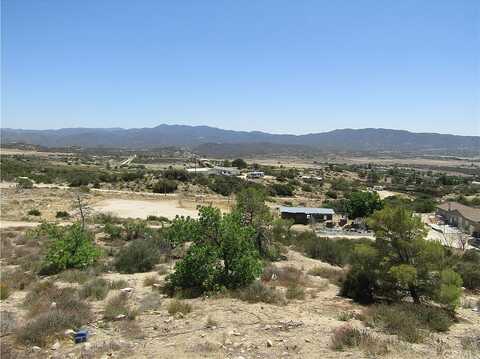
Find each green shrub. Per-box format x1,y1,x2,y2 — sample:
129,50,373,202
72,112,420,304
302,236,364,267
55,211,70,219
166,207,262,296
366,303,454,343
104,223,123,240
41,223,101,274
146,215,170,223
114,239,160,273
235,281,285,305
167,299,192,316
122,220,150,241
79,278,110,300
27,209,41,216
163,168,191,182
152,179,177,194
16,177,33,189
232,158,247,169
0,283,10,300
337,311,355,321
269,183,294,197
455,251,480,290
286,284,305,300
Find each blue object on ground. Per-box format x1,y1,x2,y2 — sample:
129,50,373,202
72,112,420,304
74,330,89,344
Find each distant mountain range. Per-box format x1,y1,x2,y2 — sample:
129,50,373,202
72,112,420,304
1,125,479,155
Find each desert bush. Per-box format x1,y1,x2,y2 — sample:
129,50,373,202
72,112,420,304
109,279,129,289
27,208,41,216
337,311,356,321
269,183,294,197
455,250,480,290
235,281,286,305
1,268,36,291
146,215,170,223
286,284,305,300
330,325,386,354
261,265,306,287
138,293,163,312
41,223,101,274
104,292,136,320
16,177,33,189
365,303,454,343
0,283,10,300
308,266,346,286
152,179,177,194
18,283,91,346
55,211,70,219
167,299,192,316
301,236,362,267
104,223,123,240
163,168,191,182
79,278,110,300
114,239,160,273
461,334,480,353
58,269,90,284
0,311,16,336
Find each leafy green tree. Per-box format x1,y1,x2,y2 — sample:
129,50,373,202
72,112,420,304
346,191,383,219
166,206,262,295
232,158,248,169
42,223,101,274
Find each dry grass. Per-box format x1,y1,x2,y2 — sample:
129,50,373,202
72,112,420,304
235,281,286,305
143,275,161,287
104,292,136,320
58,269,90,284
261,264,307,287
17,283,91,347
167,299,192,316
109,279,129,290
286,284,306,300
330,325,389,355
138,293,163,312
79,278,110,301
308,266,346,286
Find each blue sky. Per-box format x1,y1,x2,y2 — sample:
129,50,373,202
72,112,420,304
2,0,479,135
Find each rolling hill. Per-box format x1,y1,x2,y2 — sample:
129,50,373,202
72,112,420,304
1,125,479,154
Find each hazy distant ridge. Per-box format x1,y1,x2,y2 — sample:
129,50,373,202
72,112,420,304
2,125,479,154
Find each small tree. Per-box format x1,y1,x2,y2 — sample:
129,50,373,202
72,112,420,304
232,158,247,169
234,187,273,256
346,191,383,219
342,206,463,311
166,206,262,295
42,223,100,274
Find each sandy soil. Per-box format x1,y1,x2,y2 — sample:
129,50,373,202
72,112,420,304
91,199,199,220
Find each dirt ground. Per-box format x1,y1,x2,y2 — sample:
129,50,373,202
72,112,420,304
91,199,199,220
1,246,478,359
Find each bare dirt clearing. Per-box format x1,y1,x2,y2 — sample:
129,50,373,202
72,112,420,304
91,199,199,220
